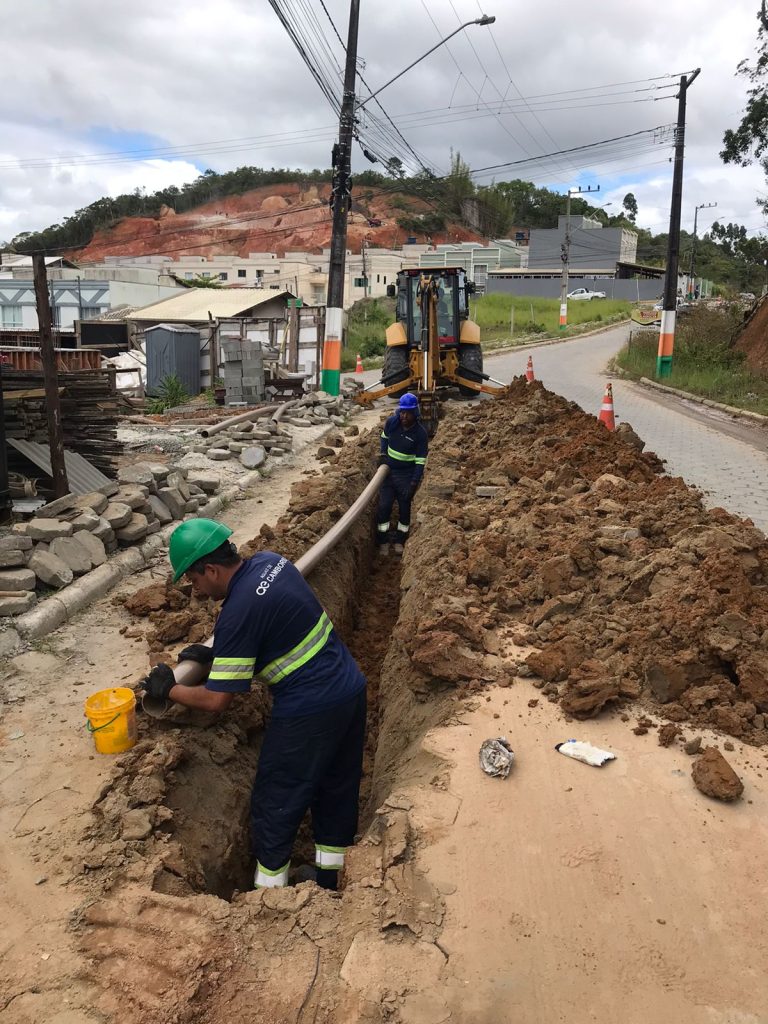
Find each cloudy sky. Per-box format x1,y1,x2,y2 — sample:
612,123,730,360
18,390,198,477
1,0,765,246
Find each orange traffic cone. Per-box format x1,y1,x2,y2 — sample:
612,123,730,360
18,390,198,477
525,355,534,382
355,353,363,374
598,382,616,431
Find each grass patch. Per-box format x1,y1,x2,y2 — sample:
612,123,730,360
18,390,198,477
473,294,632,346
343,292,631,368
614,307,768,415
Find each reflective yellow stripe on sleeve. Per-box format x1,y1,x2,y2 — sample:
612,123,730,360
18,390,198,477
208,656,256,682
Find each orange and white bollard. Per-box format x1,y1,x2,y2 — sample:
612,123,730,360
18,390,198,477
525,355,535,382
355,352,364,374
598,382,616,431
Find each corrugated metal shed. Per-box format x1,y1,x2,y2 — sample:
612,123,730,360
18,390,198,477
130,289,294,323
145,324,201,396
7,439,111,495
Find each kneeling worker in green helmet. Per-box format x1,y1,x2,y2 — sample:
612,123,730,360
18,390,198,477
141,518,367,891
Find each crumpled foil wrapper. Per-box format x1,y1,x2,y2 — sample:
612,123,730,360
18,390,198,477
479,736,515,778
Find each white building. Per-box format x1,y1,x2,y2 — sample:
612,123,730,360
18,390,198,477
101,247,417,309
0,255,183,331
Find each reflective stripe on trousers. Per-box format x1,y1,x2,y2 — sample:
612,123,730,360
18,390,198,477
315,844,346,870
254,860,289,888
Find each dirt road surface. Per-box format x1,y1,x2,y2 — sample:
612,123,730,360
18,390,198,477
3,386,768,1024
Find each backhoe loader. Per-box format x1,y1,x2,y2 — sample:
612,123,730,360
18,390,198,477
355,268,506,434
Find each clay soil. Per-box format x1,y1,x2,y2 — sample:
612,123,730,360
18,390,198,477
735,294,768,375
2,385,768,1023
71,183,482,262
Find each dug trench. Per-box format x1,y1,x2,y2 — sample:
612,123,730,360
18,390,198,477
66,380,768,1023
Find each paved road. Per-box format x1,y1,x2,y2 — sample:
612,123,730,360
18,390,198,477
357,324,768,531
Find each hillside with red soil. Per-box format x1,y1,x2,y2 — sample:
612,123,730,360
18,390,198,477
71,182,482,262
734,295,768,375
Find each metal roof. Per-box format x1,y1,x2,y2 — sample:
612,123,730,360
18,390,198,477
8,439,111,495
129,288,294,323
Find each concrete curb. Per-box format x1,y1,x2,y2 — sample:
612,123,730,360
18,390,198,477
485,319,632,360
11,467,266,643
637,376,768,425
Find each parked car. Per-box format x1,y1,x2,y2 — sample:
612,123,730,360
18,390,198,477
567,287,606,300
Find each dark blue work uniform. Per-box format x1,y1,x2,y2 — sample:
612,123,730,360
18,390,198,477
377,412,429,544
206,552,366,888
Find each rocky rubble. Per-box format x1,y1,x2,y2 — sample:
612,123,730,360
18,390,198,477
393,380,768,747
183,383,361,468
0,462,226,617
118,421,376,661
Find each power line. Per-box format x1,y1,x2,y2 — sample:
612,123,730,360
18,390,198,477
470,126,674,175
315,0,436,175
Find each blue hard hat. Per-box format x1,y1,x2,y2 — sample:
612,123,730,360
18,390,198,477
398,393,419,411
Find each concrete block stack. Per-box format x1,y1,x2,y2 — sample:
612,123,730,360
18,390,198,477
0,463,224,618
222,339,266,407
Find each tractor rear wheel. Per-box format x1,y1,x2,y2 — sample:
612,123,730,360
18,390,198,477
382,345,410,397
457,343,483,398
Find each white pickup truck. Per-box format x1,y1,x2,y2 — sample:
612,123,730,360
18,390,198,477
567,287,607,300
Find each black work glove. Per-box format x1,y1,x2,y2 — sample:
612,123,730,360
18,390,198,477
409,480,420,497
378,453,388,467
177,643,214,665
141,663,176,701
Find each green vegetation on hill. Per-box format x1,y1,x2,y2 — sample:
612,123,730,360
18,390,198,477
7,151,767,295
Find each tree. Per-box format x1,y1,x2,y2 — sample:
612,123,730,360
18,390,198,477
622,192,638,223
180,275,224,289
722,3,768,212
444,150,475,219
385,157,405,180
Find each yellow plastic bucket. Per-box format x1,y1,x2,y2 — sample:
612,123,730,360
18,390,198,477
84,687,138,754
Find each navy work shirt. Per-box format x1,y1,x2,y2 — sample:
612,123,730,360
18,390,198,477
205,553,366,718
380,413,428,482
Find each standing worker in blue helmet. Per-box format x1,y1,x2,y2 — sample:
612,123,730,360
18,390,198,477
140,518,367,892
377,392,429,556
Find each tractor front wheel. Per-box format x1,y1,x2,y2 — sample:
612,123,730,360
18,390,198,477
382,345,410,397
457,343,483,398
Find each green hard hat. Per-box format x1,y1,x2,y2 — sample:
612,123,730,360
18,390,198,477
169,518,233,582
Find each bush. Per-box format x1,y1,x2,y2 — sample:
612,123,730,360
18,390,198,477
146,375,189,413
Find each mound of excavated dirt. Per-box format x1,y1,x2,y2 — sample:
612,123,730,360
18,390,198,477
71,386,768,1022
385,381,768,750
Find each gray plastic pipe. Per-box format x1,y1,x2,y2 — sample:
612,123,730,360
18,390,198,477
142,464,389,717
199,404,273,438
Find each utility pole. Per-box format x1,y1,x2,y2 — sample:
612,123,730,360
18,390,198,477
657,68,701,378
361,237,368,297
32,254,69,498
322,0,361,397
559,185,600,330
687,200,716,299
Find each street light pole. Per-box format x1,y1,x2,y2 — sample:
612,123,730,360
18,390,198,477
356,16,495,111
688,200,716,299
559,185,599,331
656,67,701,378
321,4,495,395
321,0,361,397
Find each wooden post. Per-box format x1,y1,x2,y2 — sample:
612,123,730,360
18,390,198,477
32,254,69,497
288,299,299,372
